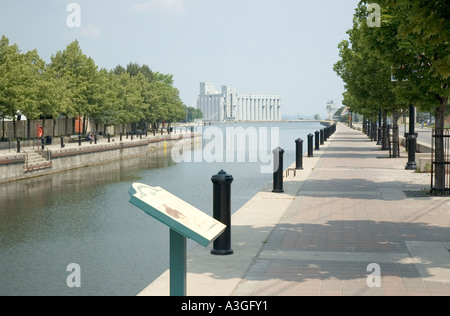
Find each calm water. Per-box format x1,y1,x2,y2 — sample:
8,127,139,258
0,121,323,296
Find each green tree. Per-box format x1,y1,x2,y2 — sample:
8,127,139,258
115,72,145,132
49,40,100,134
185,106,203,122
363,0,449,191
90,69,121,133
0,36,46,139
115,62,186,129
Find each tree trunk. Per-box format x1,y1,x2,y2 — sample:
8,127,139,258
42,119,46,139
392,111,401,158
382,110,389,150
27,120,31,140
1,117,5,140
13,117,17,140
83,115,88,135
434,97,448,193
65,115,69,136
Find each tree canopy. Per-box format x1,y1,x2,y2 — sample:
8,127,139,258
334,0,449,191
0,36,197,138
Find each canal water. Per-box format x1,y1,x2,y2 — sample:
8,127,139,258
0,121,323,296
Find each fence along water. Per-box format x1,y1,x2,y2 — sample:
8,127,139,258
0,118,133,141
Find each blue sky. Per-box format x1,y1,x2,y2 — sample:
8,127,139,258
0,0,359,118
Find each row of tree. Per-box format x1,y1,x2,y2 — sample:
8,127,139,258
334,0,449,192
0,36,200,139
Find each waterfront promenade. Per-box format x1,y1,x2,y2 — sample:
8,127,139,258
140,123,450,296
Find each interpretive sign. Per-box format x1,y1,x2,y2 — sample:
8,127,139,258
129,183,226,247
128,183,227,296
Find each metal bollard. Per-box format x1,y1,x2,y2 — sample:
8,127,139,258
320,129,324,145
108,134,111,143
61,136,65,148
295,138,304,170
17,139,20,153
307,134,314,157
94,134,98,144
315,131,320,151
211,170,234,256
41,137,44,150
78,135,81,147
272,147,285,193
120,133,123,142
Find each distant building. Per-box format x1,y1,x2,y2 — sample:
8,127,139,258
197,82,281,122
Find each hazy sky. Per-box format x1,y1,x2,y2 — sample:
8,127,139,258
0,0,359,118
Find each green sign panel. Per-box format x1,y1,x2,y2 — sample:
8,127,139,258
129,183,226,247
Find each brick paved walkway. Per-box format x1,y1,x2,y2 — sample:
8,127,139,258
232,123,450,296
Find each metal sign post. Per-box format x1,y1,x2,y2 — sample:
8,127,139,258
170,229,186,296
128,183,226,296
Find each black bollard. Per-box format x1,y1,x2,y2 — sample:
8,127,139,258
272,147,285,193
307,134,314,157
295,138,304,170
120,133,123,142
17,139,20,153
78,135,81,147
41,137,44,150
320,129,324,145
315,131,320,150
94,134,98,144
211,170,234,256
61,136,65,148
108,134,111,143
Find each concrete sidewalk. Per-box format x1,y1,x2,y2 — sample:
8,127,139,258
139,123,450,296
233,123,450,296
